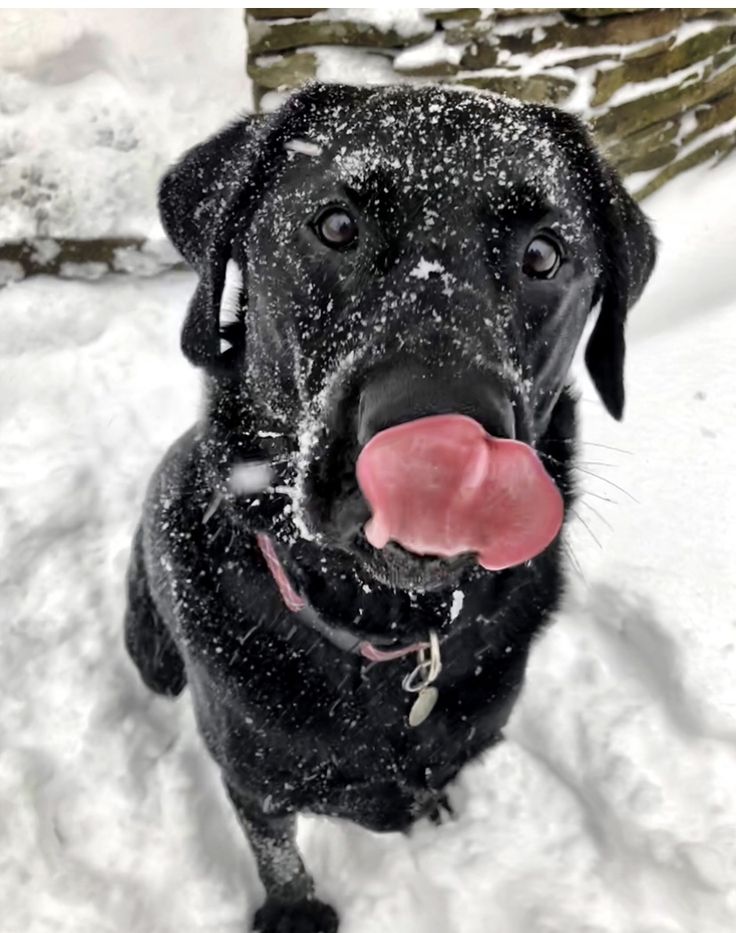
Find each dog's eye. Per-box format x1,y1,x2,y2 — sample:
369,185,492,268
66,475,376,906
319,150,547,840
314,208,358,249
523,236,561,279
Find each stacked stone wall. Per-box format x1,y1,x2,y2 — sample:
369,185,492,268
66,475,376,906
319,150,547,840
246,7,736,199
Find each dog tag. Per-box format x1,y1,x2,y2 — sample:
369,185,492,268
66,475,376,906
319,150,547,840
409,686,438,727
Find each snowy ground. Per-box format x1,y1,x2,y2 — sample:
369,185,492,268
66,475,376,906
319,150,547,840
2,9,736,933
0,9,249,239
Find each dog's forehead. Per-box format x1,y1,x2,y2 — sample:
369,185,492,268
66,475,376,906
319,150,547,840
290,88,576,207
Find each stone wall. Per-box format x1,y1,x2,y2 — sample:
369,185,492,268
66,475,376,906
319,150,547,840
245,7,736,199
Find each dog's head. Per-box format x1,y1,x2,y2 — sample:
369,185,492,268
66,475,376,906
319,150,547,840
160,83,655,590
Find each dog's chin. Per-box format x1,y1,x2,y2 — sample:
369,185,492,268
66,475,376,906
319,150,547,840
349,533,475,592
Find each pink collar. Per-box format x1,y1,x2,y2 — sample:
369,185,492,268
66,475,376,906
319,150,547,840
256,533,429,663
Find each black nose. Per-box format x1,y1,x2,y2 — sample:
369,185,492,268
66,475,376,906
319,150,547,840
357,359,515,446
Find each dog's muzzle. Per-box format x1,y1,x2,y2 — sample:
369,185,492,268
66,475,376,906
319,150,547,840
348,360,563,571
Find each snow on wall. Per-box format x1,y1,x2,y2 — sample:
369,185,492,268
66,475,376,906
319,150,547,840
247,7,736,199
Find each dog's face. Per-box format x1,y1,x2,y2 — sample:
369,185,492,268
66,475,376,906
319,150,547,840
160,84,655,591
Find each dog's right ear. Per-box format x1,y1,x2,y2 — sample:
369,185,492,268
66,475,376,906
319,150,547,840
159,83,373,369
158,116,266,367
159,117,262,270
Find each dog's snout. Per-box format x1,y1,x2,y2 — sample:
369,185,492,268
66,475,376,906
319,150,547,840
357,360,515,446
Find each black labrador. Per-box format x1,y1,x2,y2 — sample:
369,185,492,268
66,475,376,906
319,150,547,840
124,82,655,933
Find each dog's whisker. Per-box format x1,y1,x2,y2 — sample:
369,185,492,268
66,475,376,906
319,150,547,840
562,540,585,581
538,450,619,473
576,496,614,532
580,441,632,455
573,467,638,503
574,460,620,470
546,437,632,456
579,486,617,505
569,508,603,550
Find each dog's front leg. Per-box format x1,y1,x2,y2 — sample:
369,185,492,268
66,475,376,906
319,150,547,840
226,784,338,933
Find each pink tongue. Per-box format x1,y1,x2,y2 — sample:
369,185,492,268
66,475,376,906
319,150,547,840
356,414,563,571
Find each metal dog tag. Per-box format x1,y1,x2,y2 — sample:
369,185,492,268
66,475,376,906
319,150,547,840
409,685,439,727
404,631,442,728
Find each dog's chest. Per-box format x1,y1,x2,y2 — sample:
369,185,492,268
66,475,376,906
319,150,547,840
190,623,511,824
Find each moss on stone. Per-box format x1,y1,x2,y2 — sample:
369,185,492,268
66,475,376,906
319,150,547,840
684,90,736,143
624,36,676,61
443,19,494,46
247,52,317,91
635,129,736,199
394,58,463,78
602,118,680,166
592,26,736,106
247,13,434,56
454,73,576,105
499,9,687,57
593,62,736,140
246,9,326,21
460,41,500,71
436,8,483,23
552,51,618,69
243,7,736,197
617,141,680,175
566,9,644,18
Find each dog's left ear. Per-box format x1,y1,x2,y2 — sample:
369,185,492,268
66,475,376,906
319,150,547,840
584,162,657,420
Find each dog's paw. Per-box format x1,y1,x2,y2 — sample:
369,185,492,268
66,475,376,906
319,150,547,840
252,897,338,933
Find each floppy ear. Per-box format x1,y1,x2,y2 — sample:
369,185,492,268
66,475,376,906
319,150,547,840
158,115,266,367
159,83,377,369
584,163,657,420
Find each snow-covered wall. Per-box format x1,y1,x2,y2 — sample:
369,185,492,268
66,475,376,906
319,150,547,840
247,7,736,200
2,8,734,283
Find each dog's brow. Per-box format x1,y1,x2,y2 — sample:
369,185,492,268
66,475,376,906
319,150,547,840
340,167,400,209
487,181,554,222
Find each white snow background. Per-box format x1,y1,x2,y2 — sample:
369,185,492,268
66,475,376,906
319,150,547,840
1,9,736,933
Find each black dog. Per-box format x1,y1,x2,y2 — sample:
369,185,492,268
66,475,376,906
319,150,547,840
124,83,655,933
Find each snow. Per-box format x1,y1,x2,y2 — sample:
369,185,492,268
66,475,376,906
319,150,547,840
668,114,736,167
450,590,464,622
0,9,250,240
230,463,274,497
284,139,324,158
492,13,562,36
314,46,400,88
601,60,705,111
409,258,446,280
394,33,464,72
313,8,435,41
2,10,736,933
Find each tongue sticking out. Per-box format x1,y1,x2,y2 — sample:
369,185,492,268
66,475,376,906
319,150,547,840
356,414,563,571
